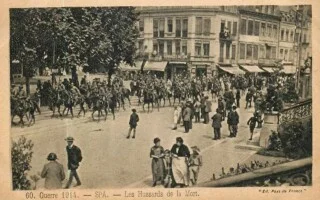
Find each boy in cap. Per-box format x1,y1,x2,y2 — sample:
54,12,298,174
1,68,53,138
188,146,202,185
227,105,239,137
127,108,139,139
64,137,82,188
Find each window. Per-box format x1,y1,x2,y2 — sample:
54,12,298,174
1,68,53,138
253,45,258,60
175,41,181,55
295,33,300,43
153,43,158,53
153,19,159,37
281,29,284,41
182,19,188,37
220,20,225,33
204,18,211,36
290,31,294,42
246,44,252,60
203,43,210,56
284,49,288,60
271,47,277,59
195,43,201,56
196,17,203,35
240,43,246,59
289,49,294,62
259,45,265,58
159,19,165,37
167,41,172,55
167,19,173,33
285,30,289,41
273,25,278,38
176,19,181,37
231,45,236,59
261,23,266,37
267,24,272,37
227,21,232,34
254,21,260,36
139,40,144,52
139,18,144,32
279,49,284,59
266,46,271,59
220,43,224,60
303,34,307,43
240,19,247,35
159,42,164,56
226,44,230,59
232,21,237,36
182,40,187,56
248,20,254,35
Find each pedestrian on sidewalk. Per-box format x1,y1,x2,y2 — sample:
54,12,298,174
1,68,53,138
127,108,139,139
188,146,202,186
163,150,172,188
172,106,179,130
236,88,241,108
150,138,165,187
170,137,190,188
64,137,82,189
41,153,65,189
187,99,194,130
203,96,212,124
245,91,253,109
182,103,192,133
217,97,226,121
247,113,258,140
193,98,201,123
227,106,239,137
211,109,223,140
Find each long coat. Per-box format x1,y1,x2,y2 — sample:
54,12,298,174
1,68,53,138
227,111,239,125
211,113,223,128
182,107,192,122
41,161,65,189
66,145,82,170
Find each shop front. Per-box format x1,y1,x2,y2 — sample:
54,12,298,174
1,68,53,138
167,62,188,81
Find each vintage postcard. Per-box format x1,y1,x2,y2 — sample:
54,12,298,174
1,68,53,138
0,0,319,200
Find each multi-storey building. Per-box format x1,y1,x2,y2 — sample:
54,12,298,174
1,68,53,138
134,5,311,80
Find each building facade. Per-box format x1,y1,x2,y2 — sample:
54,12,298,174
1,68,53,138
134,6,311,80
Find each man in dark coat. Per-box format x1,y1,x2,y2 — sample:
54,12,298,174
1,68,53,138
236,89,241,108
211,109,223,140
127,108,139,139
227,106,239,137
65,137,82,188
182,104,192,133
217,97,225,121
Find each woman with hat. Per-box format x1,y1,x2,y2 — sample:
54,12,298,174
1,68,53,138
41,153,65,189
170,137,190,188
150,137,165,187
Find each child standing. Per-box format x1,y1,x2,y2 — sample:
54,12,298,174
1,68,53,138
163,150,172,188
188,146,202,186
127,108,139,139
247,113,258,140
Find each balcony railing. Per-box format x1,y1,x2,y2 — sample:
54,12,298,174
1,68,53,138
147,54,191,61
278,98,312,125
219,32,235,43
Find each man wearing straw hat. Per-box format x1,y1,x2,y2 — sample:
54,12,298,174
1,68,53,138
64,137,82,188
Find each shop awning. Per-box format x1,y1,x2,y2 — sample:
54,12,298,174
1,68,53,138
168,61,187,65
281,65,296,74
217,64,245,75
119,62,138,71
144,61,168,72
262,67,277,73
240,65,264,73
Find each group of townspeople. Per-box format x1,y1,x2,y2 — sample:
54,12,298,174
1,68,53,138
150,137,202,188
40,137,82,189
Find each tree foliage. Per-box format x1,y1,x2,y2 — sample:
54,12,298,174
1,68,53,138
10,7,139,78
11,136,34,190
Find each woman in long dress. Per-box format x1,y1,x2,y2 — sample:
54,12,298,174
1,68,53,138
150,137,165,187
170,137,190,188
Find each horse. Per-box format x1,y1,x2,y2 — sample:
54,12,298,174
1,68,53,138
24,99,41,126
142,89,155,113
11,98,28,127
48,89,65,118
91,95,108,121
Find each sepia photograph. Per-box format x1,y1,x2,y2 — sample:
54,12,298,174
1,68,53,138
9,5,313,192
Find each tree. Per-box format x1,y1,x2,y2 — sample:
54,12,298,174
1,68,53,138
10,7,139,91
11,136,34,190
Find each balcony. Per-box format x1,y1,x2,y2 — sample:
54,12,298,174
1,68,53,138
148,54,190,62
219,32,235,43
